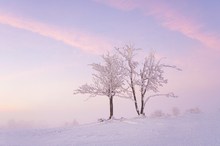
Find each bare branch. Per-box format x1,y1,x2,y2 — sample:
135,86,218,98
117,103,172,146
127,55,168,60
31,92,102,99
144,92,178,108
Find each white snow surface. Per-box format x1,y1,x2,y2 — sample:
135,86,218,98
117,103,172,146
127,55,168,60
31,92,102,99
1,112,220,146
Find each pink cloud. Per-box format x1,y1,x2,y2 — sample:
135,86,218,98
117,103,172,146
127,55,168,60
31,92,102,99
0,12,112,54
144,3,220,50
95,0,220,50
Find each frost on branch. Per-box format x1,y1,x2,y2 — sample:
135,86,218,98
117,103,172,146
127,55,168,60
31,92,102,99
116,44,140,115
139,52,181,93
74,53,126,119
116,45,181,116
139,52,180,115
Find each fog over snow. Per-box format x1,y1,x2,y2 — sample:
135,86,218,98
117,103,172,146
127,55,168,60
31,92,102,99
1,111,220,146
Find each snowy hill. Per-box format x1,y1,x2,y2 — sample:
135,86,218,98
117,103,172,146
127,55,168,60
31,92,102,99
1,112,220,146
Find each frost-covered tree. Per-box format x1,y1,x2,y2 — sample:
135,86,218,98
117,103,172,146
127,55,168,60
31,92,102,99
74,53,126,119
138,51,181,115
116,45,140,115
116,45,181,116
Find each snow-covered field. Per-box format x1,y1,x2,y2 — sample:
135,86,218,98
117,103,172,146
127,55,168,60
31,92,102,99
1,112,220,146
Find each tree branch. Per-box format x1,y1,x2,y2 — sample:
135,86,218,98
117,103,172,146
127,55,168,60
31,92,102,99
144,92,177,108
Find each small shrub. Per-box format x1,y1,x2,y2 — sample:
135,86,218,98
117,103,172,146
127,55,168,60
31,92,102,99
150,110,166,118
172,107,181,116
186,107,201,114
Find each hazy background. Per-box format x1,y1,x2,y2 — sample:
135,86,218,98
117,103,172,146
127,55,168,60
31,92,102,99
1,0,220,128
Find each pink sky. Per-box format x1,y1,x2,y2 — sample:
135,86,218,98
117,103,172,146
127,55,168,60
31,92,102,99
0,11,112,54
0,0,220,127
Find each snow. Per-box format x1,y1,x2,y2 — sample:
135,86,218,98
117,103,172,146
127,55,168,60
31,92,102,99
1,112,220,146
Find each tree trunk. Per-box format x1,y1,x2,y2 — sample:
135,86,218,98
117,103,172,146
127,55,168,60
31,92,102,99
140,95,145,115
109,96,114,119
131,86,140,115
130,77,140,115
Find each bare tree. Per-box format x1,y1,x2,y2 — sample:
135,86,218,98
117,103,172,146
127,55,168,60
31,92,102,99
74,53,126,119
116,45,140,115
117,45,181,116
138,51,180,115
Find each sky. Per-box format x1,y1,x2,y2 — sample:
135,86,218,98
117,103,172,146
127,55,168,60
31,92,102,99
0,0,220,128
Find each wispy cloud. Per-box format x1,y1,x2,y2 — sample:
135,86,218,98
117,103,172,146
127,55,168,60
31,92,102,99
0,12,112,54
144,2,220,50
95,0,220,50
